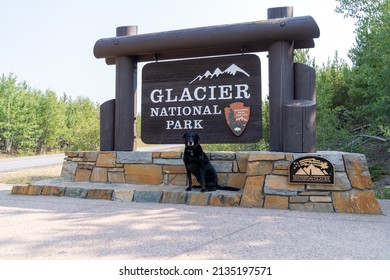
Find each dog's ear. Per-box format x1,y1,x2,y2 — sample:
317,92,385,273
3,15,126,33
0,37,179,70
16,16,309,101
195,133,200,141
182,132,187,139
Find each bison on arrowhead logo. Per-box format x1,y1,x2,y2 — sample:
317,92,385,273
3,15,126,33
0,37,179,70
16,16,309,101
224,102,250,136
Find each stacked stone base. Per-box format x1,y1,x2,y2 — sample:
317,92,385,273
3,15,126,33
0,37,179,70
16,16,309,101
11,183,243,207
15,150,383,214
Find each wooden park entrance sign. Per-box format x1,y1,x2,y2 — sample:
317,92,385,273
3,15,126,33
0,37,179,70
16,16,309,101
54,10,381,216
94,6,320,152
141,55,261,144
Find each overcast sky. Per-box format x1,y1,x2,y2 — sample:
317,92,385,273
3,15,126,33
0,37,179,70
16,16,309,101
0,0,356,105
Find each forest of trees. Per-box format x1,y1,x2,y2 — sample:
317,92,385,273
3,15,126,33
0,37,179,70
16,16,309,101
0,73,100,154
0,0,388,180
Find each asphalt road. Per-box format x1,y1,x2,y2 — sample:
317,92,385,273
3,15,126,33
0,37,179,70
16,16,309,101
0,145,183,173
0,154,65,172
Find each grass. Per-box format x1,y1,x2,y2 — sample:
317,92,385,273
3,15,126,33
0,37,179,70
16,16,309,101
375,187,390,200
0,164,62,184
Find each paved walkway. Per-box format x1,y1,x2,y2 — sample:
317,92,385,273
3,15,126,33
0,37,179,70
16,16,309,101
0,183,389,260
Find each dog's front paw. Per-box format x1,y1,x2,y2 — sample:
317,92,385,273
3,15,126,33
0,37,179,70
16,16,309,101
185,187,192,191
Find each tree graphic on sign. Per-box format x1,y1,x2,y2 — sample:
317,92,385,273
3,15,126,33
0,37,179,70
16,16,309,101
228,109,235,126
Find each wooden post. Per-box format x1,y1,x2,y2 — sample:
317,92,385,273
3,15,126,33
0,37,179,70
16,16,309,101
115,26,138,151
267,7,294,151
100,99,115,151
283,100,316,153
294,63,316,101
292,63,317,152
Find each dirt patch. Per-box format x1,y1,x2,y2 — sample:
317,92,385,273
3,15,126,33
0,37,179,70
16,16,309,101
0,164,62,184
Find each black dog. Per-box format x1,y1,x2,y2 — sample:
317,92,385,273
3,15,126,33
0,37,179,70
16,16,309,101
183,131,239,192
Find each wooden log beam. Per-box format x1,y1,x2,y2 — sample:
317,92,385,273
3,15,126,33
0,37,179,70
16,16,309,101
94,16,319,62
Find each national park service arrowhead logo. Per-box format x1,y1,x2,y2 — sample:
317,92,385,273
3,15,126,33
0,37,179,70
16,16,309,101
289,156,334,185
224,102,250,136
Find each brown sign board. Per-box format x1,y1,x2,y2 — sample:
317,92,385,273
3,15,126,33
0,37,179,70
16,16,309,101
141,55,261,144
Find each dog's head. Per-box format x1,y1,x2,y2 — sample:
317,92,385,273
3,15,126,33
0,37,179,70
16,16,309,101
183,131,200,148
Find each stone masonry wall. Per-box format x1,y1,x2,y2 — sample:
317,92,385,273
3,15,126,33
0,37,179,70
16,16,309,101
60,151,382,214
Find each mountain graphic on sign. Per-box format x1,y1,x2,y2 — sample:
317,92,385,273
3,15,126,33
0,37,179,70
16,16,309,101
189,64,250,84
295,164,327,176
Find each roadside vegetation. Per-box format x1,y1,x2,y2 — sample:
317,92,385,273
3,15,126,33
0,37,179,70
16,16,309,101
0,75,100,155
0,0,388,196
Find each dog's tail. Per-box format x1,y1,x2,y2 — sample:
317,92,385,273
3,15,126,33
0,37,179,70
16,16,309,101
216,185,240,191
